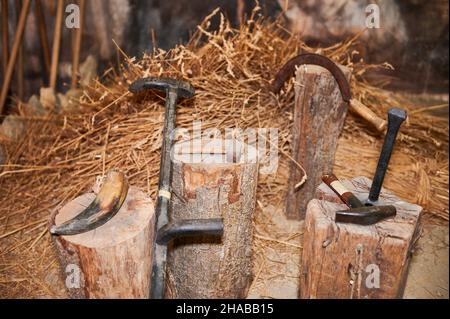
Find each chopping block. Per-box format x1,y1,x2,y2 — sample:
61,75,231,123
300,176,422,299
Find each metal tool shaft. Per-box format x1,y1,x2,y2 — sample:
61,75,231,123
368,108,407,204
130,77,224,299
156,218,224,245
151,87,178,299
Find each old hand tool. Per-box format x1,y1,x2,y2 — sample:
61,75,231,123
271,53,387,132
129,77,224,299
50,170,129,235
321,108,406,225
367,108,407,205
322,173,396,225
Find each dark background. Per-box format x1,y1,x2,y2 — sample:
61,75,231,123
0,0,448,109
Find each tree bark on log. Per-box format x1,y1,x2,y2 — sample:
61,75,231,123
166,138,258,298
285,64,350,220
299,176,422,299
50,186,155,299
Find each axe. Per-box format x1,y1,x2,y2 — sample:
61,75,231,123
322,108,407,225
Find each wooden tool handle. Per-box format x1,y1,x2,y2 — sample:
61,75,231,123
322,174,363,209
349,99,387,132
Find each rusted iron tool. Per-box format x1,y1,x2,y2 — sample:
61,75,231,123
271,53,387,132
367,108,407,205
321,108,407,225
129,77,224,299
322,173,396,225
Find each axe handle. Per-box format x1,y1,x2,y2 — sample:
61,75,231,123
349,99,387,132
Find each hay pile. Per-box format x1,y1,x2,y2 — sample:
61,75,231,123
0,8,448,298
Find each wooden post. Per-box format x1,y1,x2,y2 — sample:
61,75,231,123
50,186,155,299
1,0,9,80
300,176,422,299
15,0,24,100
0,0,30,114
71,0,85,89
35,0,51,78
285,64,350,220
166,138,258,298
49,0,63,90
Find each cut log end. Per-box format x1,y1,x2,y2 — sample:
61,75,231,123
50,186,155,298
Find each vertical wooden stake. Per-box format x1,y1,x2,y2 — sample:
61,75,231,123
49,0,64,90
35,0,51,78
71,0,85,89
0,0,30,114
1,0,9,79
236,0,245,26
285,64,350,220
15,0,24,100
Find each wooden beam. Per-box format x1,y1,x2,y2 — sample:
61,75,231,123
285,64,350,220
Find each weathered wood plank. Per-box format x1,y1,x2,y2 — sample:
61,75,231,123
285,64,350,220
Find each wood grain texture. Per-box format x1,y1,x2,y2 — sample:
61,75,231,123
50,186,155,299
300,176,422,299
285,64,350,220
166,139,258,298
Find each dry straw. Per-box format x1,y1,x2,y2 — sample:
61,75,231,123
0,8,448,298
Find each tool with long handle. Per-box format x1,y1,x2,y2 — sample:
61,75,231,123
271,53,387,132
129,77,224,299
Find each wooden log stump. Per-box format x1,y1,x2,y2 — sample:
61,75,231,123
50,186,155,299
285,64,351,220
300,176,422,299
166,138,258,298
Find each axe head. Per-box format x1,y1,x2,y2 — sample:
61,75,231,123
335,205,396,226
